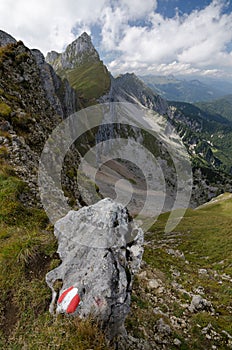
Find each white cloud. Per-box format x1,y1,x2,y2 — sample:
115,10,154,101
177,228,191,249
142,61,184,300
105,0,232,78
0,0,107,53
119,0,157,19
0,0,231,78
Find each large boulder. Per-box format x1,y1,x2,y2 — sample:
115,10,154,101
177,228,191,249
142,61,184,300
46,198,144,339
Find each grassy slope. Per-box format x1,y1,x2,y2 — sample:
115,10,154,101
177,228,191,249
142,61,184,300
126,194,232,349
0,162,110,349
60,61,110,106
1,152,231,349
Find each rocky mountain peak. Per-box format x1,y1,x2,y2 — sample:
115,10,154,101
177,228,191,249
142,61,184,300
78,31,92,42
0,30,16,47
111,72,168,114
46,32,100,71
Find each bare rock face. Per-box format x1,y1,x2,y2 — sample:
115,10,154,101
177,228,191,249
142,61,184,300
46,198,144,339
46,32,100,71
32,49,79,118
0,30,16,46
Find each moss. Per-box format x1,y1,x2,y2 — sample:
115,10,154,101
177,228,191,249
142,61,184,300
0,102,12,118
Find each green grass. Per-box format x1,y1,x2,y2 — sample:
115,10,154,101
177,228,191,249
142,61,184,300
0,164,110,349
126,194,232,349
60,61,110,104
1,153,232,348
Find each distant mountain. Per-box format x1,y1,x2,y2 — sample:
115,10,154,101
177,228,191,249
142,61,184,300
139,74,228,103
100,72,232,204
196,95,232,122
46,32,110,106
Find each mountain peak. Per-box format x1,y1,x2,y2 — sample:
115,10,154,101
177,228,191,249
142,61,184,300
46,32,110,103
78,31,91,41
46,32,99,71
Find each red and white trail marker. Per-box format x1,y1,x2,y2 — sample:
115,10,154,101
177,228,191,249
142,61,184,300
57,286,81,314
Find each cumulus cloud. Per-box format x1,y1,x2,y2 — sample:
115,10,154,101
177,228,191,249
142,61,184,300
105,0,232,77
0,0,107,52
0,0,231,78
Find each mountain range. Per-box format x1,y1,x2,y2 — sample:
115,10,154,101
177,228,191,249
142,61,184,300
140,74,232,103
0,29,232,349
45,33,232,206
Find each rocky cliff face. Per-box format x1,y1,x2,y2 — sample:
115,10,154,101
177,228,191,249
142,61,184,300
0,31,80,206
46,198,144,340
109,73,169,115
46,32,100,71
32,49,79,118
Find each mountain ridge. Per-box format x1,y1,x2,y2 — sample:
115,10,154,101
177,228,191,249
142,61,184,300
139,74,231,103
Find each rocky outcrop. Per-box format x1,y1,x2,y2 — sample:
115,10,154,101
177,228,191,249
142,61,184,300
106,73,169,116
46,32,100,71
0,37,81,206
46,198,144,339
32,49,79,118
0,30,16,46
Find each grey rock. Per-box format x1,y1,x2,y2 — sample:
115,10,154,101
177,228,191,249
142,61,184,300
202,323,212,334
46,32,100,71
194,286,205,295
155,318,172,335
148,279,161,289
32,49,79,118
0,30,16,47
118,334,157,350
189,295,213,313
166,248,185,259
46,198,144,339
173,338,182,346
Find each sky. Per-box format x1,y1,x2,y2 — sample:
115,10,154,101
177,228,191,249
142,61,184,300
0,0,232,79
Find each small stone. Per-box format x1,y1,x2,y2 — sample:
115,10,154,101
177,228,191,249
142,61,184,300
166,249,185,259
148,279,160,289
202,323,212,334
155,318,172,335
172,269,180,277
173,338,182,346
194,286,205,295
138,271,147,279
157,286,165,294
189,295,213,313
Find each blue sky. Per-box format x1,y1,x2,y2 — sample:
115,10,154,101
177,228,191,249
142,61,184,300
0,0,232,79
